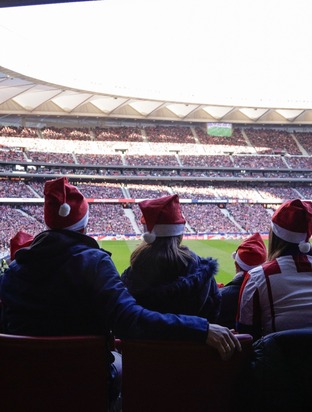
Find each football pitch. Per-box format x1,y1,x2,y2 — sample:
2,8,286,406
98,238,269,285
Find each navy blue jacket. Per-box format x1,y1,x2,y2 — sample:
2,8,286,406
121,255,221,321
217,272,245,330
0,230,207,342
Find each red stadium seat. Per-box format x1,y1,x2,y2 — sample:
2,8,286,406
121,334,253,412
0,333,109,412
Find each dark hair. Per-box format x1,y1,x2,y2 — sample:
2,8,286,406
129,235,194,287
268,229,301,260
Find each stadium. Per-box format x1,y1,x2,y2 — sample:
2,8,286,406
0,1,312,411
1,1,312,263
0,2,312,280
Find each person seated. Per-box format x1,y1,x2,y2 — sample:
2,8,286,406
237,199,312,340
9,230,34,263
121,194,221,321
0,230,34,331
217,232,267,330
0,177,241,410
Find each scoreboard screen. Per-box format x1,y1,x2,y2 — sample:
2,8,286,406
207,122,232,137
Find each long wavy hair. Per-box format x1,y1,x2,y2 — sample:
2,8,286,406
129,235,195,286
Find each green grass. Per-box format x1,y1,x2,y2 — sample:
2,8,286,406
98,238,269,285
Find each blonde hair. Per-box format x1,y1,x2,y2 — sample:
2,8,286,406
268,229,302,260
130,235,194,286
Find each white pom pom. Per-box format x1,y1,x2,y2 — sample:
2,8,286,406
143,232,156,244
299,241,311,254
59,202,71,217
232,251,237,260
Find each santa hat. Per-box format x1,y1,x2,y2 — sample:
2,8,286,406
271,199,312,253
10,230,34,261
139,194,186,244
232,232,267,271
44,177,89,231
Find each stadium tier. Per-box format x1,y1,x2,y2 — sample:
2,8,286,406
0,123,312,258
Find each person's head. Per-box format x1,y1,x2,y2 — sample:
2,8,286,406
130,234,192,284
268,198,312,260
10,230,34,261
130,195,191,281
232,232,267,272
44,177,89,233
139,194,186,244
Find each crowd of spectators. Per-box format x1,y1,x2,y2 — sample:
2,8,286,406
244,128,302,155
294,186,312,198
126,202,246,235
226,203,271,233
75,153,123,166
293,131,312,155
284,156,312,169
1,125,312,173
232,155,287,169
19,205,45,224
213,185,264,201
126,184,170,199
0,180,35,198
41,127,92,141
0,148,26,162
5,180,307,205
27,182,44,197
194,126,248,149
179,154,233,167
0,199,261,255
75,182,124,198
144,125,195,144
137,168,179,177
1,123,312,256
256,186,300,201
0,126,38,138
93,126,144,142
87,204,134,235
170,184,218,200
181,204,239,234
0,124,309,153
25,151,76,164
0,180,311,256
125,154,179,167
2,153,311,175
0,205,44,256
0,124,308,159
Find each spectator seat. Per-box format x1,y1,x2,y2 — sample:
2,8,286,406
251,328,312,412
0,333,109,412
121,334,253,412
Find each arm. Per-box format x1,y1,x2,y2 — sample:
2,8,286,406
121,257,220,318
236,273,262,340
93,252,208,342
92,252,241,358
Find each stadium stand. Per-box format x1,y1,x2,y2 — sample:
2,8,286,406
0,124,312,257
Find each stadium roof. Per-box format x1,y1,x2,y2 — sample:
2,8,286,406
1,0,312,126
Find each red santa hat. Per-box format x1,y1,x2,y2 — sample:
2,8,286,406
271,199,312,253
139,194,186,244
232,232,267,271
10,230,34,261
44,177,89,231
